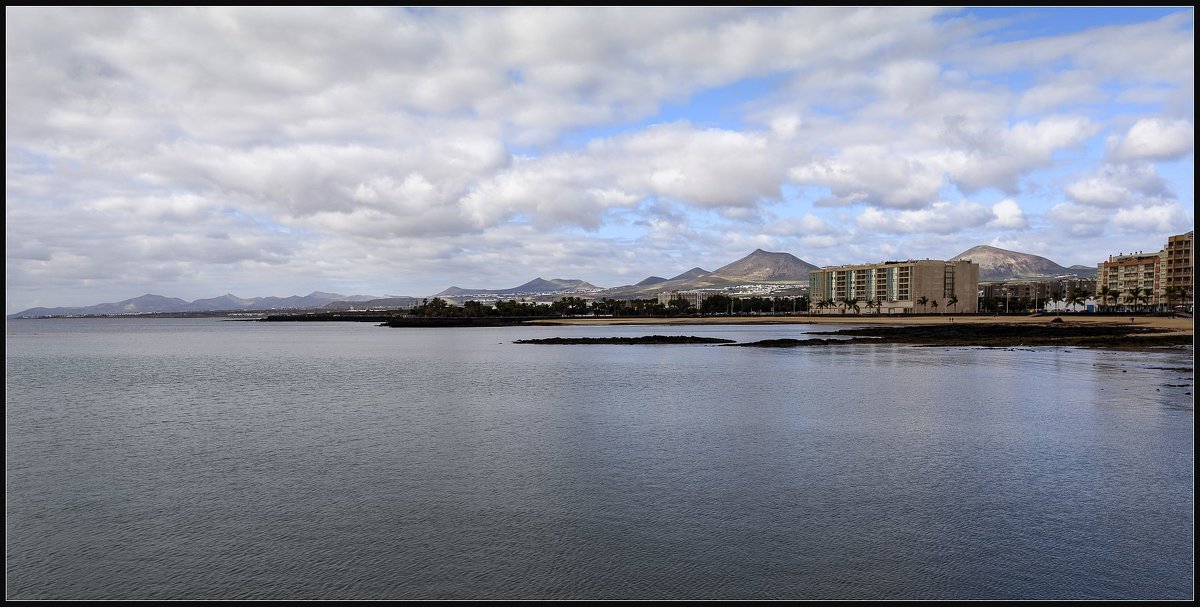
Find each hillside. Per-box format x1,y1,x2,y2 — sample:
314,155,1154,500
951,245,1096,281
711,249,817,282
635,276,668,287
9,291,386,318
435,278,600,297
602,250,817,298
669,267,712,281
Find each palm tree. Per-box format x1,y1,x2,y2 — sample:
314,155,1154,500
1123,285,1152,309
947,294,959,314
866,298,880,315
1164,286,1183,312
1136,287,1152,312
842,296,859,315
930,300,939,314
1125,288,1142,313
1069,289,1088,313
1098,285,1118,313
916,296,928,314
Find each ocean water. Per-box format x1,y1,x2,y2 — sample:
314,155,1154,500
5,318,1194,599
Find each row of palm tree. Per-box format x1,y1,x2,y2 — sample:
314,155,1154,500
816,286,1189,315
1164,286,1188,311
813,294,962,314
1093,285,1188,312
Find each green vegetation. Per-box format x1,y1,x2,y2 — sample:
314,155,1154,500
402,294,810,319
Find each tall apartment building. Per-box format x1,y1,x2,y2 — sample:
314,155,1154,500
1098,251,1164,308
1164,230,1193,309
1097,230,1193,310
809,259,979,314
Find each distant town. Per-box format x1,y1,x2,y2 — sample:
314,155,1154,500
10,231,1193,320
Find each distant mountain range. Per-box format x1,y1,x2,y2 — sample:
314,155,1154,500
601,249,818,298
669,267,712,281
634,276,668,287
10,291,388,318
951,245,1097,281
435,277,600,297
10,245,1099,318
713,248,816,282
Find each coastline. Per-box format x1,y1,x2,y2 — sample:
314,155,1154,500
540,314,1195,337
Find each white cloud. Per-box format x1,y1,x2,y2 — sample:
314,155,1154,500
988,198,1028,229
1108,118,1195,162
1112,203,1193,234
1065,163,1173,207
790,115,1096,209
937,115,1099,194
461,123,792,229
3,7,1195,312
1045,203,1110,238
855,201,994,234
785,214,835,235
970,11,1194,89
791,146,946,209
1017,72,1105,114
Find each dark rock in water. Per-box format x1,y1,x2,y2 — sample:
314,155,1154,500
729,337,876,348
515,335,735,345
1051,317,1064,323
380,317,545,327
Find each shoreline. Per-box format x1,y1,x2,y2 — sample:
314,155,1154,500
540,313,1194,336
513,321,1193,350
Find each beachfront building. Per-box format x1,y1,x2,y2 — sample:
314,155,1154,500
1096,230,1193,312
656,290,706,309
1098,251,1163,310
1164,230,1193,310
980,278,1097,313
808,259,979,314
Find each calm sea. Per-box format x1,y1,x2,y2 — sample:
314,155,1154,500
5,318,1194,599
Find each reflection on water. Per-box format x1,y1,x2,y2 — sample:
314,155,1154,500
5,319,1194,599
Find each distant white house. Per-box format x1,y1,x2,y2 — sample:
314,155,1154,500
1043,296,1099,313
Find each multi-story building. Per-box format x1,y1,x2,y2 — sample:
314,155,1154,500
656,290,707,308
979,278,1096,309
1096,230,1193,311
1098,251,1165,309
1164,230,1193,309
809,259,979,314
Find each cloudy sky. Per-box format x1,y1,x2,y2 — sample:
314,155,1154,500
5,7,1194,312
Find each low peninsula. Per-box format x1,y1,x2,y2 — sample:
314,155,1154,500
514,335,735,345
730,322,1191,348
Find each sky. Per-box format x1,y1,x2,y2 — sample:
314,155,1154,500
5,7,1194,313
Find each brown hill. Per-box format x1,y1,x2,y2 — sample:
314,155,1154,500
669,267,712,281
951,245,1096,281
712,249,817,282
